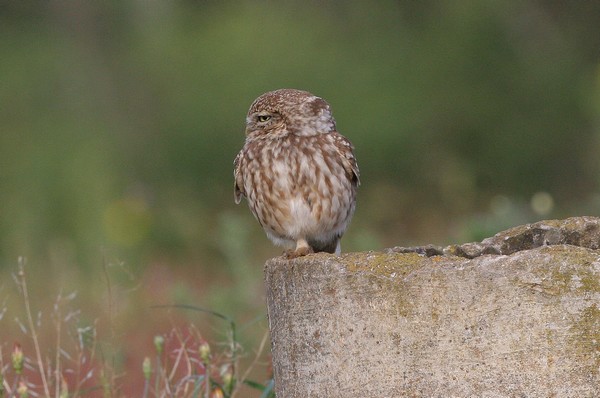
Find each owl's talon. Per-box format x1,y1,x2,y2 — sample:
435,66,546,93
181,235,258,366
283,246,314,259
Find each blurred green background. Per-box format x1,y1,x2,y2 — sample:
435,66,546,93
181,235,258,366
1,0,600,393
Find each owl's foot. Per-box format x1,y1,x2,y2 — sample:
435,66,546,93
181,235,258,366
284,246,314,259
283,239,314,259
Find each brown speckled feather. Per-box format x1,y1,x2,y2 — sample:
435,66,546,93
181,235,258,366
233,89,359,258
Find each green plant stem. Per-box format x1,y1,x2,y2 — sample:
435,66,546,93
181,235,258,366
155,354,161,398
142,379,149,398
204,360,210,398
55,294,62,398
9,374,21,398
17,258,51,398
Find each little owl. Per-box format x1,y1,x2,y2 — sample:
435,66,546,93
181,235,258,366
234,89,359,258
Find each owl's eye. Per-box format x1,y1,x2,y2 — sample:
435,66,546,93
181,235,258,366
257,115,272,123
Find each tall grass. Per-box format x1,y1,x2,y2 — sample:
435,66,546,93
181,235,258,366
0,259,274,398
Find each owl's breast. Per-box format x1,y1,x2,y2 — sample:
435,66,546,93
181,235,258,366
243,136,355,239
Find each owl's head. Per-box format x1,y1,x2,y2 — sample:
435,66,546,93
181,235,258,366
245,89,337,139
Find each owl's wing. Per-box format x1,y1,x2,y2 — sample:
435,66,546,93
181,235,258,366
233,151,246,204
333,133,360,187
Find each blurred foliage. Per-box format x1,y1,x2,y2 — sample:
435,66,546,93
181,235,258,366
1,0,600,293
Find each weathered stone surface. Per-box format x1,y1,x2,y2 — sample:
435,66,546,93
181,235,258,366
388,216,600,258
265,217,600,397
